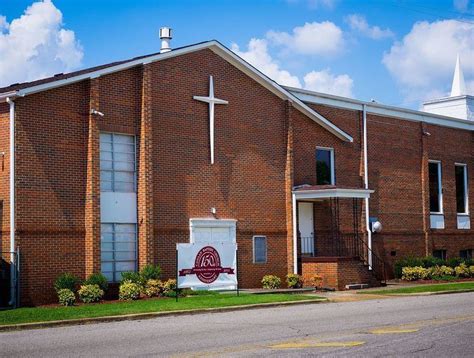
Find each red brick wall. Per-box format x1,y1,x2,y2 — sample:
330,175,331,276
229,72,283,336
5,46,473,305
307,104,474,275
301,257,377,290
12,49,291,304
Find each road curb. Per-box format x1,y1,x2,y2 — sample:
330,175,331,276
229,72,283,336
0,298,327,332
377,288,474,296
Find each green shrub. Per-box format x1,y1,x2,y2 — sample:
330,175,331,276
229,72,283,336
286,274,303,289
432,275,456,281
78,284,104,303
455,263,470,278
84,273,108,292
429,265,455,278
421,256,445,268
143,279,163,297
54,273,80,293
119,280,141,300
57,289,76,306
394,257,424,278
261,275,281,289
446,257,464,268
470,266,474,277
401,266,429,281
140,264,162,281
120,271,144,286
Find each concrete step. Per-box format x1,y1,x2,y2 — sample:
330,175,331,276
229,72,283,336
345,283,369,290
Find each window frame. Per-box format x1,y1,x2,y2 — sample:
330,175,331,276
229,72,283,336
253,235,267,264
100,132,137,193
428,160,443,214
459,249,472,260
432,249,447,261
455,163,469,215
316,147,335,186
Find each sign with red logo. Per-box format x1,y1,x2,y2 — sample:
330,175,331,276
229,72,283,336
177,242,237,289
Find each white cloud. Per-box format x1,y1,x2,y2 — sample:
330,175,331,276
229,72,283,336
231,38,301,87
231,38,354,97
346,14,394,39
267,21,344,56
383,20,474,101
0,0,83,87
303,69,354,97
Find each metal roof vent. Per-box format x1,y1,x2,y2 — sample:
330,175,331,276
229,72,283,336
159,27,172,53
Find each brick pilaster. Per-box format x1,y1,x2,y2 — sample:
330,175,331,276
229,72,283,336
285,100,295,274
85,78,101,276
420,122,431,256
138,64,155,268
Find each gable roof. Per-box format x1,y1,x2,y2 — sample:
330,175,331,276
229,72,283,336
0,40,353,143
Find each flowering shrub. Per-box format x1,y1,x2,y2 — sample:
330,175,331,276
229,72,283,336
57,289,76,306
286,274,303,289
470,266,474,277
401,266,429,281
455,263,470,278
261,275,281,289
429,265,455,278
310,275,323,288
144,279,163,297
78,284,104,303
119,280,141,301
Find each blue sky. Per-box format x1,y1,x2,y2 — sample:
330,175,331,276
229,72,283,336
1,0,473,109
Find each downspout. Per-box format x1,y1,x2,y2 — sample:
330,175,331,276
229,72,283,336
292,193,298,274
6,97,16,306
362,104,373,268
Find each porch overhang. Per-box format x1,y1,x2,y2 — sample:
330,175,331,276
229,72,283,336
292,186,374,201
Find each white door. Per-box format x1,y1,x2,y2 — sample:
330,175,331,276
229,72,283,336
298,202,314,255
193,227,231,243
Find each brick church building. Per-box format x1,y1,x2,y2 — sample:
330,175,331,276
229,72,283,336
1,31,473,305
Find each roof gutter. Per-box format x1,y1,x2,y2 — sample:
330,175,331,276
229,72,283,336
6,97,16,306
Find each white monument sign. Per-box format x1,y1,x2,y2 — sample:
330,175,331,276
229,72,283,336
177,242,237,289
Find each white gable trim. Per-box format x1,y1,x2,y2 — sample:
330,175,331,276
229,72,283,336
286,86,474,132
0,41,353,143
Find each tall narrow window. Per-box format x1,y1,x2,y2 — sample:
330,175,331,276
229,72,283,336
253,236,267,264
455,164,468,214
101,224,137,282
100,133,136,192
429,161,442,213
316,148,335,185
100,132,137,281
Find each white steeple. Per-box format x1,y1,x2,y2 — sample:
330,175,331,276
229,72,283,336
423,53,473,121
450,54,466,97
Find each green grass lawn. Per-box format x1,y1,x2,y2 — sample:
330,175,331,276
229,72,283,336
0,293,322,326
367,282,474,295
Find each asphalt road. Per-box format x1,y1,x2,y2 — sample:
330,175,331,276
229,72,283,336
1,292,473,357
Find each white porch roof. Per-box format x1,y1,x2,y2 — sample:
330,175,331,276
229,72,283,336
293,186,373,200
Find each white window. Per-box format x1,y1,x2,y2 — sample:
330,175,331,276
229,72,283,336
316,147,335,185
253,236,267,264
455,164,469,215
428,161,443,214
100,133,136,192
101,223,137,282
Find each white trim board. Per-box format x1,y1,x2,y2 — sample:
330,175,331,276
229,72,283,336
293,188,373,200
286,86,474,132
0,41,353,143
